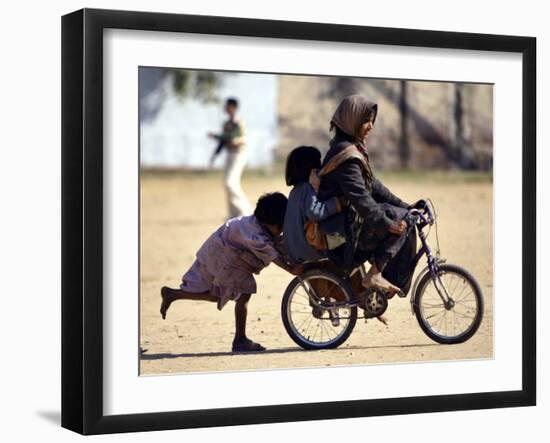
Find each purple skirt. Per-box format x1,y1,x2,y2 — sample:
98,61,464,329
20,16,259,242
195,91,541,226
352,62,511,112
180,215,279,310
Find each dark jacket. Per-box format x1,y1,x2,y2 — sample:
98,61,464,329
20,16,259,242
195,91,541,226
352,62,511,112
283,182,340,263
318,131,409,239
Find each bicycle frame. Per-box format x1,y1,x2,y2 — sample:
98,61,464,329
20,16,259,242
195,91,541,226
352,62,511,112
297,200,454,312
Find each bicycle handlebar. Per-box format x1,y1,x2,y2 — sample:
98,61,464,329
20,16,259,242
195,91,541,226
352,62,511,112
408,199,435,227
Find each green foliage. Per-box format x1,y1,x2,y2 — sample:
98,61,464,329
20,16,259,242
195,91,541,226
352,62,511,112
171,70,221,103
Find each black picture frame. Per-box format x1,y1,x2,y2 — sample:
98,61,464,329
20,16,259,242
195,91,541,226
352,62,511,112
61,8,536,435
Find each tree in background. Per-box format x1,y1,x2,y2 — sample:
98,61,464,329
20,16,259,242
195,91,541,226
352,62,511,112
139,68,223,123
398,80,410,169
172,70,221,103
450,83,476,170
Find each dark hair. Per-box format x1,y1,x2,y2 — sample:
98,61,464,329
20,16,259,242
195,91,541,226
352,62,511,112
225,97,239,108
254,192,288,227
285,146,322,186
366,105,378,124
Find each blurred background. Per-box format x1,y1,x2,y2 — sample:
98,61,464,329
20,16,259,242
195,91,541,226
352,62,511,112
139,67,492,172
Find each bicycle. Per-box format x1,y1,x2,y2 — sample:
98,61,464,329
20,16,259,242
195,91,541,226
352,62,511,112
281,199,484,350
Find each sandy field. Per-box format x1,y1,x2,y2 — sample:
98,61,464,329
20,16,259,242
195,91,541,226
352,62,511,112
139,171,493,375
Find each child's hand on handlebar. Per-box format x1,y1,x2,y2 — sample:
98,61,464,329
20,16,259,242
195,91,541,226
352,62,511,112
389,220,407,235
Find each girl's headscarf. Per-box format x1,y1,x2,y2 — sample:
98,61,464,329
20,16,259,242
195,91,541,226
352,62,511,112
330,95,378,150
330,95,377,185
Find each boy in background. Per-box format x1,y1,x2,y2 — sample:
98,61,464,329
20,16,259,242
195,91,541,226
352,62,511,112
209,97,251,218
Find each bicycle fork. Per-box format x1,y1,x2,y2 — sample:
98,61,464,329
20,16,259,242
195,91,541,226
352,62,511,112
428,256,455,310
412,230,454,311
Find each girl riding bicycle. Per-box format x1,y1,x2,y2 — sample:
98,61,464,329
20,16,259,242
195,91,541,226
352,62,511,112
280,95,483,350
317,95,418,297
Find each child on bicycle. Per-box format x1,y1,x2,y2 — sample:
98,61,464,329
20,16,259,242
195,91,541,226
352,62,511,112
282,145,345,264
160,192,302,352
283,145,389,326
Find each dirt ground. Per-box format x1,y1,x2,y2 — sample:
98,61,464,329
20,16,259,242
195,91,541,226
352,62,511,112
139,171,493,375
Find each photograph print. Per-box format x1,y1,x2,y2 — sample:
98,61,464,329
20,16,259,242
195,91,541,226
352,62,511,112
138,67,493,375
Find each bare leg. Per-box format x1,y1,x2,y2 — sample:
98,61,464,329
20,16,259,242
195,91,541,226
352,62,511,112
232,294,265,352
233,293,250,342
376,315,389,326
362,264,403,296
160,286,217,319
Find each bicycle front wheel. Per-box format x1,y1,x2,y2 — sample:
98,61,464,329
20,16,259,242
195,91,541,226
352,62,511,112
281,269,357,350
414,264,484,344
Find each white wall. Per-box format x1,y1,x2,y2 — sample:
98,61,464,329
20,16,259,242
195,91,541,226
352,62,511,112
0,1,546,442
139,70,278,168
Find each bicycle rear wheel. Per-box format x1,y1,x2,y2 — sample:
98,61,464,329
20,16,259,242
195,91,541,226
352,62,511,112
413,264,483,344
281,269,357,350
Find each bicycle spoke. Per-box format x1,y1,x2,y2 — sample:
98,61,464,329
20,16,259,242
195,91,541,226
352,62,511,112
421,303,445,308
454,297,476,305
297,291,310,302
451,309,475,321
453,308,456,335
454,289,475,303
424,285,447,304
312,322,320,343
416,269,482,341
451,280,470,301
303,315,315,339
446,274,458,298
451,275,462,296
450,314,469,333
319,317,332,341
326,319,339,340
286,273,357,347
452,313,468,331
295,310,312,332
437,310,447,329
425,309,446,321
291,302,310,312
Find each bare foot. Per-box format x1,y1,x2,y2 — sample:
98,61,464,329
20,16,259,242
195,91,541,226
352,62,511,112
362,273,403,296
232,338,266,353
160,286,173,320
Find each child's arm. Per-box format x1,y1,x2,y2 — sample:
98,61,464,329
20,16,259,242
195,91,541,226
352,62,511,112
208,130,224,163
273,256,304,275
304,187,343,223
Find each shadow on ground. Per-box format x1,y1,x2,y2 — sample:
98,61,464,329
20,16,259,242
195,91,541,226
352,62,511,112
36,410,60,426
140,342,439,360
